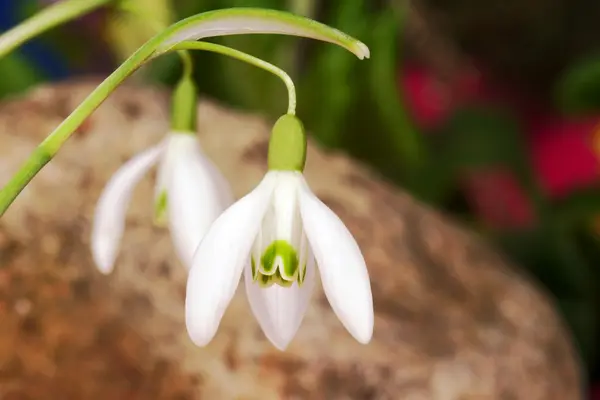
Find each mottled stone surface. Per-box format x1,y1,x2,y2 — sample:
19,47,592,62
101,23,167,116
0,80,583,399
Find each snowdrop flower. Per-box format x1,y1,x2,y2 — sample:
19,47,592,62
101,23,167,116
91,131,232,273
185,114,373,350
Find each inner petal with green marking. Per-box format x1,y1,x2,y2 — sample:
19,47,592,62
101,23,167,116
248,171,311,288
251,239,307,288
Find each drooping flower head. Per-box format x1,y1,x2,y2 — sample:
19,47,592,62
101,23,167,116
91,131,233,273
185,114,374,350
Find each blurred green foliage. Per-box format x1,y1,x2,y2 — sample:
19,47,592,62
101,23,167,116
556,54,600,115
0,53,44,95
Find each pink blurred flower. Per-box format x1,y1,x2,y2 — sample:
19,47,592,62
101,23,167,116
462,168,535,229
528,115,600,198
400,62,600,229
400,62,542,130
464,115,600,229
400,63,491,129
401,65,453,128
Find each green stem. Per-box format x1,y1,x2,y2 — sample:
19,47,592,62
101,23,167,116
170,40,298,131
0,7,367,217
177,50,194,78
118,0,198,132
0,39,297,215
0,0,113,59
172,41,296,115
0,41,157,216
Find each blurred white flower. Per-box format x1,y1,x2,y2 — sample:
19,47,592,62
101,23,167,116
91,132,232,273
185,168,374,350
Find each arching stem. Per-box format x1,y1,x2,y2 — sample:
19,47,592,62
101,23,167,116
172,41,296,115
0,7,368,217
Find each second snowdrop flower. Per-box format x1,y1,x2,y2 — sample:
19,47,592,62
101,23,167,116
185,114,374,350
91,130,233,273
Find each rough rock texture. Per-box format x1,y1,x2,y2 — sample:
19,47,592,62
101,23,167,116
0,80,583,399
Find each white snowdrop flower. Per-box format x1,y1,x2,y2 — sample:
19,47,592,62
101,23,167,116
91,131,233,273
185,114,373,350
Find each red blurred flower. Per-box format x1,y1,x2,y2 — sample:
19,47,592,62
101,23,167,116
464,115,600,229
529,115,600,198
400,63,490,129
462,168,535,229
400,63,600,229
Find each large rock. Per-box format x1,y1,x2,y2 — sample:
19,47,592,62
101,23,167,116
0,80,583,399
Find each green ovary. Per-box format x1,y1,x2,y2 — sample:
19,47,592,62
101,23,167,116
251,240,307,288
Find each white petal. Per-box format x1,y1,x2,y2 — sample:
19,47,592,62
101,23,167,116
158,9,369,60
198,150,235,208
91,143,165,274
298,181,374,344
166,134,233,269
243,252,315,350
185,174,276,347
271,171,303,244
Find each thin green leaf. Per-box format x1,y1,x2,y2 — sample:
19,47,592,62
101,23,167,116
155,8,369,60
298,0,366,147
368,8,423,171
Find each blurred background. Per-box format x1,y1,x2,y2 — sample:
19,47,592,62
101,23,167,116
2,0,600,396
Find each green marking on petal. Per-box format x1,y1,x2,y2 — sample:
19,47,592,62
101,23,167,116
259,242,277,275
273,270,294,287
251,256,258,281
255,268,299,288
298,263,307,286
153,190,168,227
253,240,308,288
260,239,299,279
258,272,274,288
